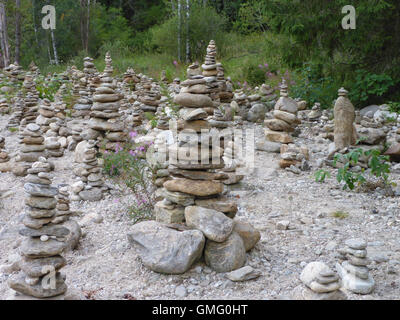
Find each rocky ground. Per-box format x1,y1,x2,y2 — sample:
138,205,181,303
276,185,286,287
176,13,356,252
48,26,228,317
1,114,400,300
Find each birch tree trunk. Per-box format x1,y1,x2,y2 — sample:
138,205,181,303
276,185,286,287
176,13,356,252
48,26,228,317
0,1,10,67
32,0,39,46
185,0,190,63
86,0,90,53
177,0,181,62
50,29,59,65
15,0,21,64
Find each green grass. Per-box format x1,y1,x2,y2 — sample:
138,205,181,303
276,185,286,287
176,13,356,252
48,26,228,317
331,210,349,219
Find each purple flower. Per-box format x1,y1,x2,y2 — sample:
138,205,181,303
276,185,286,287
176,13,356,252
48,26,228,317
129,150,136,157
129,131,138,140
264,63,269,68
258,64,263,69
173,60,178,66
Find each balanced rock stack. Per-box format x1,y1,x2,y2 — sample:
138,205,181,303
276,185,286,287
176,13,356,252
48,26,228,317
4,63,24,83
297,262,346,300
308,103,322,121
36,99,56,133
72,140,105,202
0,94,8,114
138,78,161,113
44,136,63,158
83,57,97,77
217,65,233,103
333,88,358,150
73,76,92,118
7,91,24,129
201,40,222,102
20,74,39,129
0,136,9,164
336,238,375,294
16,123,46,164
89,61,125,151
8,157,69,299
265,79,300,145
29,61,40,77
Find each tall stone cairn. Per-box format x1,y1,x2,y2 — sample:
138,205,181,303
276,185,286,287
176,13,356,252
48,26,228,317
8,91,24,129
333,88,357,150
8,157,70,298
20,74,40,129
89,53,126,151
16,123,46,164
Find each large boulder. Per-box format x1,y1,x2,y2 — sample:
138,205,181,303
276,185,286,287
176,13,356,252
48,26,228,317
127,221,205,274
247,104,265,123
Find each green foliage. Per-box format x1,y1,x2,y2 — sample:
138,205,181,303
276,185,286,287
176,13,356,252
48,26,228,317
333,148,391,191
103,134,157,223
291,63,338,108
388,101,400,114
35,77,62,102
315,169,331,183
349,70,395,107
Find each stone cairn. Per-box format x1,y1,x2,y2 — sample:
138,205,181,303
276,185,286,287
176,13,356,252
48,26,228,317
20,74,39,129
89,53,126,151
8,157,70,298
37,98,56,133
29,61,40,77
72,75,92,119
7,91,24,129
16,123,46,165
333,88,357,150
4,63,25,83
140,70,261,274
0,93,8,114
336,238,375,294
0,136,10,164
298,262,346,300
265,79,300,145
138,77,161,113
71,140,106,202
83,57,99,97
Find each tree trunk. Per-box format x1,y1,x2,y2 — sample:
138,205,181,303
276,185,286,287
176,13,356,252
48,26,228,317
15,0,21,65
185,0,190,63
177,0,181,61
86,0,90,53
50,29,59,65
0,1,10,67
32,0,39,46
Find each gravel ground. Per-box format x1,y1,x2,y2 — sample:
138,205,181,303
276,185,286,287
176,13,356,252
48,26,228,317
1,114,400,300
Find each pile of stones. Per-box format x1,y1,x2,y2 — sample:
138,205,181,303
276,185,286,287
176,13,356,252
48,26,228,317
336,238,375,294
72,140,106,202
8,157,70,298
137,77,161,113
297,262,346,300
0,136,9,164
89,54,126,151
0,94,8,114
128,74,261,274
36,99,56,133
20,74,39,129
73,76,92,119
4,63,24,83
264,80,300,145
16,123,46,165
7,91,24,128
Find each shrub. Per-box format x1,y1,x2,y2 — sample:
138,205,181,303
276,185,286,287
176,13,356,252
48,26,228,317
349,70,395,107
103,133,157,223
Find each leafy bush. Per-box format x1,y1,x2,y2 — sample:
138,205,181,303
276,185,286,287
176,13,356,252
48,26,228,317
349,70,395,107
291,62,338,109
103,133,157,223
333,148,391,191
